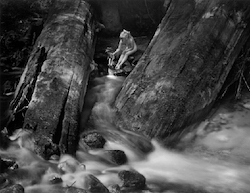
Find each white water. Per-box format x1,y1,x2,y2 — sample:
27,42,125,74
1,75,250,193
133,141,250,192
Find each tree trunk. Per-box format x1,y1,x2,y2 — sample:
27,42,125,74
9,0,96,158
114,0,250,144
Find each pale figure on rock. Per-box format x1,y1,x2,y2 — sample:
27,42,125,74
110,29,137,69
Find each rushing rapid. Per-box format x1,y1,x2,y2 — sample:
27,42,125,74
1,75,250,193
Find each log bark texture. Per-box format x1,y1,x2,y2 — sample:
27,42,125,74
115,0,250,143
10,0,95,158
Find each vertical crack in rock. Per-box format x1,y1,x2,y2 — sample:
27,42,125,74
53,89,69,145
25,47,47,108
53,72,73,148
31,47,47,98
8,47,47,130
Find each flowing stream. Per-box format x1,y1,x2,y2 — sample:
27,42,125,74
1,75,250,193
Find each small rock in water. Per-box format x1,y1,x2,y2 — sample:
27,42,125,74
81,132,106,149
108,184,121,193
84,174,109,193
49,176,63,184
118,170,146,190
103,150,127,165
0,184,24,193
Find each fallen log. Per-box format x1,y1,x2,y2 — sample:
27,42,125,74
9,0,96,158
114,0,250,144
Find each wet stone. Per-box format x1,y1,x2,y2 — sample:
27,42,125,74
118,170,146,190
108,184,121,193
81,132,106,149
84,174,109,193
49,176,63,184
104,150,127,165
0,184,24,193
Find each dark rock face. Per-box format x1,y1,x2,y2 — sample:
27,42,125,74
0,158,5,173
118,170,146,190
0,184,24,193
81,132,106,149
98,2,122,35
89,0,165,36
84,174,109,193
0,132,11,149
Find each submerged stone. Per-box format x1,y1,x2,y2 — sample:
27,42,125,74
118,170,146,190
104,150,127,165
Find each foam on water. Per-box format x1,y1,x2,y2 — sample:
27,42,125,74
4,135,249,192
1,75,250,193
132,140,250,192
